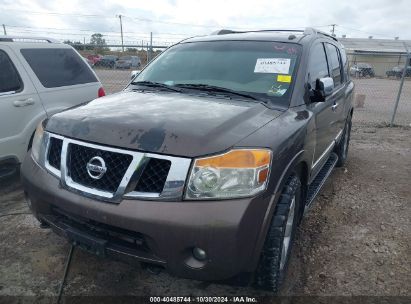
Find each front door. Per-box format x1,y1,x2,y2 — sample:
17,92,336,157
306,42,338,177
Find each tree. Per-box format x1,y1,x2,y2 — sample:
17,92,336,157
90,33,109,53
63,40,84,51
90,33,106,46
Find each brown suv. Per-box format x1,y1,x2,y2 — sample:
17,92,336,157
21,28,354,291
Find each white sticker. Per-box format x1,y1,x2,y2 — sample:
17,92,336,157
254,58,291,74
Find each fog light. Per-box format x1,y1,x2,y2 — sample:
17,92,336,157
192,247,207,261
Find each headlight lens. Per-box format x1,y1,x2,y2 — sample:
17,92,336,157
185,149,272,200
31,121,45,163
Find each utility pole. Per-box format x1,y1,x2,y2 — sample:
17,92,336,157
330,24,336,37
2,24,7,35
117,14,124,52
149,32,153,62
391,42,410,126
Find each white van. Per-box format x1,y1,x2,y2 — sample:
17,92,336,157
0,36,105,178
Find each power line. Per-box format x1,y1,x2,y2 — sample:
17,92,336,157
5,24,195,37
123,15,219,29
5,9,221,29
337,25,398,39
5,9,115,19
6,27,187,40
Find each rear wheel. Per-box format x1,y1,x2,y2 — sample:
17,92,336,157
254,174,302,292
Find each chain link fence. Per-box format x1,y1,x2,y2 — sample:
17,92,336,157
76,44,165,94
77,42,411,127
347,49,411,127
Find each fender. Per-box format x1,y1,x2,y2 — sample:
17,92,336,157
250,149,306,269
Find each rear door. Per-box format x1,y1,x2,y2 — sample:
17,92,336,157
18,45,102,117
0,45,44,163
324,43,345,138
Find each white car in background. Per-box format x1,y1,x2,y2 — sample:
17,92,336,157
0,36,105,178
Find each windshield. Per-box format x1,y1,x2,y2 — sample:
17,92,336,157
133,41,301,106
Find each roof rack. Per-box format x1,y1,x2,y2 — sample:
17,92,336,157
212,29,305,35
303,27,338,41
212,27,338,41
0,36,60,43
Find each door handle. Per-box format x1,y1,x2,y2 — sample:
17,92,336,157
331,103,339,112
13,98,35,107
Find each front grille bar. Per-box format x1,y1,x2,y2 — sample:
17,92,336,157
43,132,192,203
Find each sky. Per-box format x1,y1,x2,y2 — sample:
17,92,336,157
1,0,410,46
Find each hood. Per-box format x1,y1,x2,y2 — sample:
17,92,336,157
46,91,282,157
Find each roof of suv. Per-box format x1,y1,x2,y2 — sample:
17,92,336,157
183,28,338,45
0,36,74,49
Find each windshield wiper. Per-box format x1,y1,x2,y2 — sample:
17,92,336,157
173,83,262,101
131,81,182,92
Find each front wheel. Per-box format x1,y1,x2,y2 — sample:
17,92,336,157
254,174,302,292
335,115,352,167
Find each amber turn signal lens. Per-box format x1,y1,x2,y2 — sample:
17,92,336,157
195,149,271,169
258,167,269,184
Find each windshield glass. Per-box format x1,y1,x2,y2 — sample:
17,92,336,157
133,41,301,106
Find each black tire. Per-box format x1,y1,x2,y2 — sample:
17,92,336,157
254,174,302,292
335,114,352,167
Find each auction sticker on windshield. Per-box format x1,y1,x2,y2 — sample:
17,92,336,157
254,58,291,74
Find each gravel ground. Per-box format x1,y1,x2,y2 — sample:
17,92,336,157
0,123,410,299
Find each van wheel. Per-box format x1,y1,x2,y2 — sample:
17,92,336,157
254,174,302,292
335,114,352,167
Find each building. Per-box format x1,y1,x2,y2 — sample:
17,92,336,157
339,38,411,77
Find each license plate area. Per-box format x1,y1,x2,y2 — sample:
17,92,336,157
66,228,107,257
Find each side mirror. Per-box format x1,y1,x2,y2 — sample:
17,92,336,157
131,70,140,80
318,77,334,97
309,77,334,102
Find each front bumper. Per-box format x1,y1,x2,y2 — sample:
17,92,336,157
21,154,272,281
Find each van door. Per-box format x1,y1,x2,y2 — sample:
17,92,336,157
0,45,44,164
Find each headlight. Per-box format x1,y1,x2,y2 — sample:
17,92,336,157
185,149,272,200
31,120,46,163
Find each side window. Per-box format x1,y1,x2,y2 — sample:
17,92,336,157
325,43,342,86
307,43,329,89
0,50,23,94
340,47,349,81
20,48,97,88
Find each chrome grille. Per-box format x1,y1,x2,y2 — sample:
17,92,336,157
47,137,63,169
43,132,192,202
135,158,171,193
68,144,133,193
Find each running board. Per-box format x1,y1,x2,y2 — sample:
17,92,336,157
304,152,338,214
